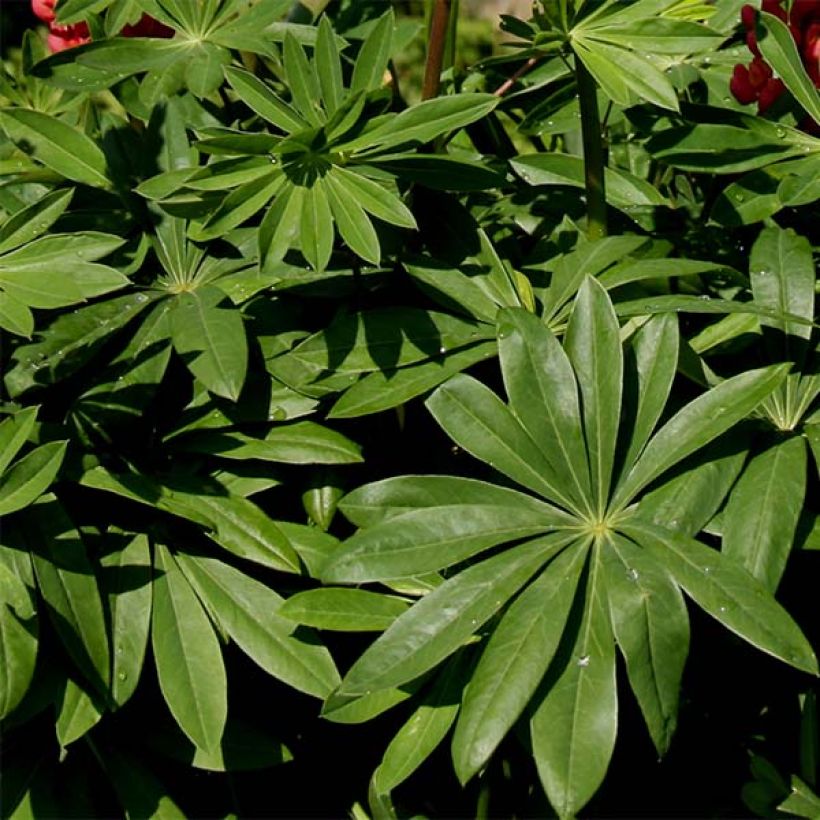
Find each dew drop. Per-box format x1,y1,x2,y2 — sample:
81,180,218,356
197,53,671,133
439,346,447,354
117,671,127,681
733,192,745,202
577,655,591,667
718,605,727,613
703,567,712,574
135,293,148,303
627,568,639,582
775,128,786,138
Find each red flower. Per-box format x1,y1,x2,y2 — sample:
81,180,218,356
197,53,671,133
32,0,173,52
731,0,820,129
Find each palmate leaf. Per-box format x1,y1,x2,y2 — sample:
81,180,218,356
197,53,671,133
327,278,808,816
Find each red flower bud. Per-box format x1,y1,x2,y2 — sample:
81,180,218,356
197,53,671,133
32,0,174,52
31,0,55,23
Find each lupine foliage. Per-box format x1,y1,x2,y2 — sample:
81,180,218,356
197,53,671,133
0,0,819,817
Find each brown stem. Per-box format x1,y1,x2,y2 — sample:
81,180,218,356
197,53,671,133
494,56,539,97
422,0,452,101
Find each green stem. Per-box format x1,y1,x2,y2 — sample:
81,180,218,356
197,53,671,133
575,54,608,240
422,0,452,101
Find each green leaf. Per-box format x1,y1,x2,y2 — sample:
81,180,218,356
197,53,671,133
646,123,803,174
0,109,109,187
531,543,618,820
258,184,305,270
80,467,301,574
26,498,110,695
0,407,38,476
620,313,679,473
178,554,340,699
572,38,679,111
634,438,747,538
334,534,574,698
750,226,815,344
284,33,324,126
152,544,227,754
584,17,722,54
323,682,421,725
323,498,569,583
279,588,409,632
758,12,820,125
315,15,344,114
77,37,184,73
174,421,362,465
224,66,307,133
543,236,648,322
329,342,497,419
340,474,562,528
621,520,818,675
511,153,668,209
722,437,806,592
0,293,33,338
0,554,37,720
171,286,248,401
350,10,393,94
777,775,820,818
324,171,381,264
56,678,103,749
611,364,789,511
452,542,589,784
100,532,152,707
328,167,417,230
272,307,482,380
344,94,498,154
565,277,623,515
299,183,334,272
373,652,467,794
426,374,582,513
0,441,67,517
0,189,73,254
603,533,688,755
496,308,591,514
193,169,285,241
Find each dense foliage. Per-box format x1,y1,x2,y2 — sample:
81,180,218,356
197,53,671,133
1,0,818,817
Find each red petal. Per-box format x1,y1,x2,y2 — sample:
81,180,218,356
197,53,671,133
730,64,759,103
758,78,786,112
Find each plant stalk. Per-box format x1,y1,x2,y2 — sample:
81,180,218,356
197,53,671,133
422,0,452,101
574,54,608,239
